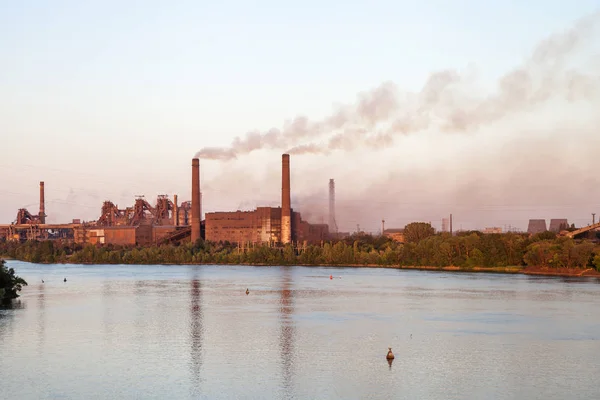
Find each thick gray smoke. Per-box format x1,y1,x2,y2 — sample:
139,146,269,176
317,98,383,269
195,12,599,160
196,12,600,232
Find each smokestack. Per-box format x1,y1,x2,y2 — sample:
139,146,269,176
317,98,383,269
329,179,338,234
281,154,292,244
174,194,179,227
39,181,45,224
450,213,453,235
191,158,201,242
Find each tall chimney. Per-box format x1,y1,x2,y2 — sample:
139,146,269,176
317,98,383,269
173,194,179,226
450,213,453,235
281,154,292,244
329,179,337,234
39,181,46,224
191,158,201,242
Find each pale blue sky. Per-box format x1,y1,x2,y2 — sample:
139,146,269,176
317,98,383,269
1,1,599,231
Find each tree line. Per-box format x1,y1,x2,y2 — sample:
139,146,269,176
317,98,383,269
1,223,599,270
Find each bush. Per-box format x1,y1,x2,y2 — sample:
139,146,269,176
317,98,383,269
0,259,28,304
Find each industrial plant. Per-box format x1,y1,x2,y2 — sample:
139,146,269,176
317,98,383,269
2,153,600,245
0,154,330,246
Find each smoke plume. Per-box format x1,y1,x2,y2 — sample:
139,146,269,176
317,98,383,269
195,12,599,160
195,13,600,232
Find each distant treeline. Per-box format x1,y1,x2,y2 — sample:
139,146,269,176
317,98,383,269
1,223,600,270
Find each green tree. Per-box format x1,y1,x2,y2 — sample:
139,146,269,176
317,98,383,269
594,254,600,271
403,222,435,244
0,259,28,304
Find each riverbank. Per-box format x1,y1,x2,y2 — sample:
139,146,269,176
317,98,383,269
302,264,600,277
521,265,600,277
2,232,599,275
4,256,600,278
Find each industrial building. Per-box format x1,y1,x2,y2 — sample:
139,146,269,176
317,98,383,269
383,229,405,243
1,153,330,246
0,181,77,241
441,218,450,233
203,154,329,245
483,227,503,234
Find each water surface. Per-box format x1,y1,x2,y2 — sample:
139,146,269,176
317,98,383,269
1,261,599,399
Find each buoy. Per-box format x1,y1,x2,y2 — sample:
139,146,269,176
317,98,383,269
64,278,67,283
386,347,395,360
246,288,249,295
42,279,44,283
330,275,333,280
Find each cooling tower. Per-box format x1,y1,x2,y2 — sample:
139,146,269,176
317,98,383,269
527,219,547,234
191,158,201,242
281,154,291,244
549,219,569,233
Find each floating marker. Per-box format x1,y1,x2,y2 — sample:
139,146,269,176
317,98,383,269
386,347,395,360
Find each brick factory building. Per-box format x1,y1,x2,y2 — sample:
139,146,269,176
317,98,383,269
204,154,330,245
205,208,329,245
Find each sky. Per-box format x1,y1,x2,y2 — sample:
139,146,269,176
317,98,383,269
1,0,599,233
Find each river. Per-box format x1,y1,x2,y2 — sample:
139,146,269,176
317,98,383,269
1,261,599,399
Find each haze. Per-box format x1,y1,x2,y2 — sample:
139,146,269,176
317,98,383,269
1,1,599,233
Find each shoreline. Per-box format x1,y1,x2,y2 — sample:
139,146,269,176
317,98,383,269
3,256,600,278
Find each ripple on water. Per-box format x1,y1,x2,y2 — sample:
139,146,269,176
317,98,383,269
1,262,599,400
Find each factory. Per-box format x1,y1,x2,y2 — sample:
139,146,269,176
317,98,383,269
203,154,329,245
0,153,330,246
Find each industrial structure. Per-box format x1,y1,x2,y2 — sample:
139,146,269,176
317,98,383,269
0,181,77,241
483,227,503,234
329,179,338,235
383,229,405,243
203,154,329,245
549,219,569,233
441,218,450,233
527,219,547,234
1,154,330,246
10,156,593,246
526,218,570,235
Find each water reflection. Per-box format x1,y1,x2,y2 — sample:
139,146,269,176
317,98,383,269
279,268,295,396
133,280,146,342
3,263,600,399
37,283,46,349
0,300,23,342
103,280,115,343
189,276,204,396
